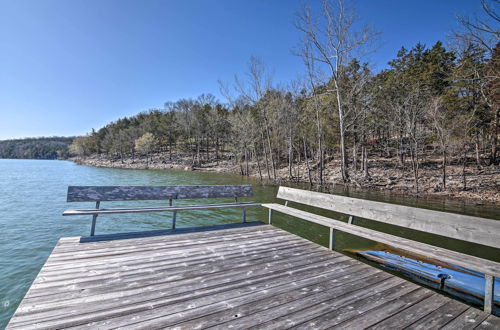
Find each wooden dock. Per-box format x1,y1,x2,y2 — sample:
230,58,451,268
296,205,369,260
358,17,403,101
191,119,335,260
7,222,500,329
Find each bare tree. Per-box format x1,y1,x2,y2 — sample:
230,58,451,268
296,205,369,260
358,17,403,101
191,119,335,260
298,39,326,185
456,1,499,165
403,85,428,193
457,0,499,52
427,97,462,190
295,0,379,182
222,57,278,180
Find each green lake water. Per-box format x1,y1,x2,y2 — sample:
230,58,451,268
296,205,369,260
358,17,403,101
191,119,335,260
0,159,499,328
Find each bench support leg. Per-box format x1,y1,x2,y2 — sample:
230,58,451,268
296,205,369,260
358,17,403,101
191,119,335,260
348,215,355,225
90,215,98,236
172,211,177,230
268,209,272,224
242,208,246,223
484,274,495,313
329,227,335,250
90,201,100,236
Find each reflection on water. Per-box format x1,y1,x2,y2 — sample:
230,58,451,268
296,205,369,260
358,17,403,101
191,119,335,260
355,250,499,315
0,159,498,327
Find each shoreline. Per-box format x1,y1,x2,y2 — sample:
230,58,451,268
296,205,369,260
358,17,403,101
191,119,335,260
72,153,500,206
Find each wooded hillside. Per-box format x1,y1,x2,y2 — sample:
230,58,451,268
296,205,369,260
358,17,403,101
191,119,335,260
70,0,499,195
0,137,74,159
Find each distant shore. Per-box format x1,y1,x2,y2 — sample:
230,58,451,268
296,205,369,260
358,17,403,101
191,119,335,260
71,153,500,205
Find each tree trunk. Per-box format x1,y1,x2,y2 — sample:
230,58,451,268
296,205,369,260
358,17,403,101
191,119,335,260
363,147,369,178
462,147,467,190
260,131,271,179
353,141,358,171
304,139,313,186
245,148,249,176
490,106,499,165
410,141,419,193
475,136,481,168
196,139,200,166
361,145,365,172
442,148,447,190
295,145,301,182
254,145,263,181
206,137,210,163
399,131,405,170
216,137,220,165
288,131,293,180
333,73,349,183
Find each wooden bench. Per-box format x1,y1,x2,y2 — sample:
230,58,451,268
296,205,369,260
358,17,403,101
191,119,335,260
63,185,260,236
262,186,500,314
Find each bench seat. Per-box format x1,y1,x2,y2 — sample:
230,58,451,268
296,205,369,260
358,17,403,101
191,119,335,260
262,203,500,278
63,202,261,216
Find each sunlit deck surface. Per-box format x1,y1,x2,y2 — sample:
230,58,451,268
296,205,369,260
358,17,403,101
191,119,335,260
7,222,500,329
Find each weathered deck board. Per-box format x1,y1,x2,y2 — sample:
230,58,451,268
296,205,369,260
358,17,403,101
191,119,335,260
7,222,500,329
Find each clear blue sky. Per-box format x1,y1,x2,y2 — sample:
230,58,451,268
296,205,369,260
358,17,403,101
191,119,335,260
0,0,485,139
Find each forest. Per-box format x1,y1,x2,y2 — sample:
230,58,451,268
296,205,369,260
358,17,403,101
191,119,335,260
0,137,73,160
70,0,499,197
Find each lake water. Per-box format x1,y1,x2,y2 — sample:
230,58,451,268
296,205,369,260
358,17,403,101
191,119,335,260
0,159,499,328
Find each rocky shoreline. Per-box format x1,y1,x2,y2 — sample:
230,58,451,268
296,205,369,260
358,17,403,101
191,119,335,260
72,153,500,205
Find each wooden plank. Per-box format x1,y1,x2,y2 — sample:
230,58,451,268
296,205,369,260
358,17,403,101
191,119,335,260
28,240,321,295
67,185,253,202
45,229,291,261
9,254,352,328
263,203,500,277
52,223,273,254
38,236,298,280
8,223,500,329
37,235,301,277
286,283,423,329
219,276,407,330
103,264,385,330
36,238,311,282
49,226,281,255
405,299,470,329
22,249,339,309
277,186,500,249
29,241,320,293
440,307,490,330
328,289,434,329
62,201,260,216
17,246,344,312
54,222,269,250
21,246,334,313
367,293,450,329
476,314,500,329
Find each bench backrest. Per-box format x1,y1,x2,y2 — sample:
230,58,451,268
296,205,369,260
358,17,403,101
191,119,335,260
67,185,253,202
277,186,500,249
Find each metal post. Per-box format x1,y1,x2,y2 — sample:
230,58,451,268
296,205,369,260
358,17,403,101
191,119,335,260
484,274,495,313
284,201,289,207
172,211,177,230
268,209,272,224
169,199,175,229
329,227,335,250
348,215,355,225
90,201,100,236
242,208,247,223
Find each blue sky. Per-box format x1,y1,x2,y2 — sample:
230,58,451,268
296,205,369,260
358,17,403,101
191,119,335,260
0,0,486,139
